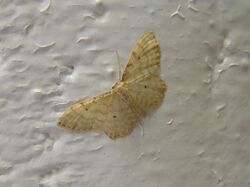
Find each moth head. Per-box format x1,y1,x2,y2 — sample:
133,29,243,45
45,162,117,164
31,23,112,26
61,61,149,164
111,81,124,90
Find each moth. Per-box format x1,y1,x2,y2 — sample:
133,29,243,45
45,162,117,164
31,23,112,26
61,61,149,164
58,32,167,139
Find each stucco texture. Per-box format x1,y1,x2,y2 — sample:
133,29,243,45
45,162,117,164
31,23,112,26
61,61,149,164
0,0,250,187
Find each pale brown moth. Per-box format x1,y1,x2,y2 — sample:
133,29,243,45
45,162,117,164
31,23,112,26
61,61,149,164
58,32,167,139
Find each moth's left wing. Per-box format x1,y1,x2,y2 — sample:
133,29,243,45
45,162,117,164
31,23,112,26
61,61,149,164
103,92,139,139
58,92,113,133
58,91,139,139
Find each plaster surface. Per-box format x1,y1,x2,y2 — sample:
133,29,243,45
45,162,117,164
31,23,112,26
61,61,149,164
0,0,250,186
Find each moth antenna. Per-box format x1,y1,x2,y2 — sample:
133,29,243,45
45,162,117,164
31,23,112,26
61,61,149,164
138,123,144,137
115,50,122,81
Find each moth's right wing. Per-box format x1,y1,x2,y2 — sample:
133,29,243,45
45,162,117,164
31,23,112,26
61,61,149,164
121,32,161,81
119,32,166,116
119,75,166,117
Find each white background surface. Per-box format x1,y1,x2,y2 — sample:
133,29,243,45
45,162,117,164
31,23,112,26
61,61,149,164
0,0,250,186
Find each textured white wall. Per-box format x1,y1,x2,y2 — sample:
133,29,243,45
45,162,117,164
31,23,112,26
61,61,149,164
0,0,250,186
